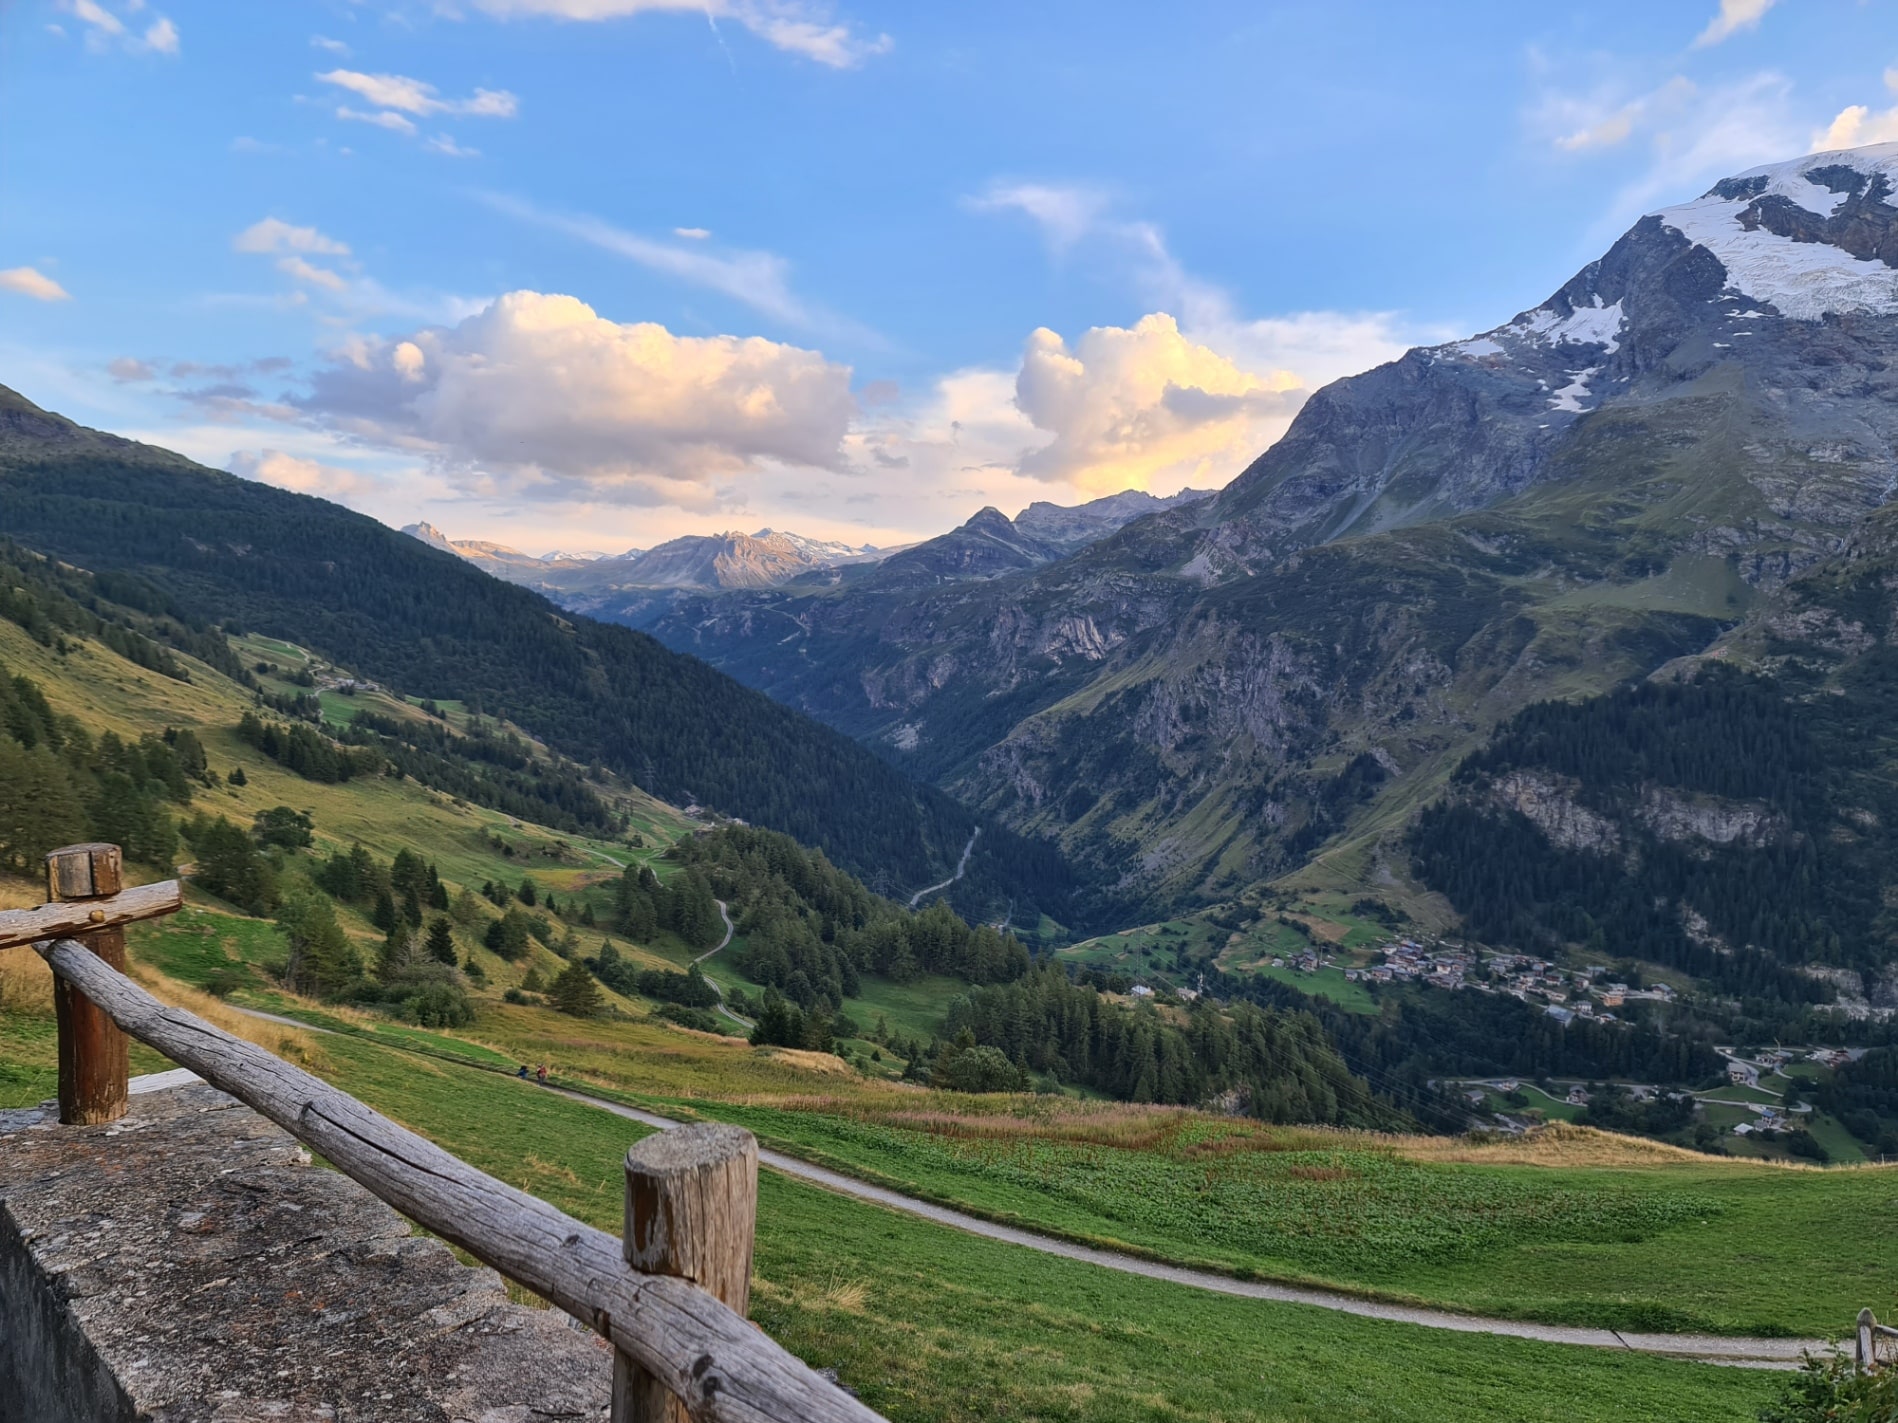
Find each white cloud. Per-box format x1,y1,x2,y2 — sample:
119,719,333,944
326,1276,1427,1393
276,256,349,292
315,69,520,118
1813,69,1898,151
945,180,1422,503
965,182,1112,254
295,291,858,503
229,449,381,499
463,0,890,69
674,226,712,240
1814,104,1898,150
60,0,178,54
1530,69,1807,235
1010,315,1302,494
1694,0,1775,48
424,133,482,158
108,357,155,381
338,106,418,135
1543,76,1697,152
478,192,874,341
233,218,351,257
0,267,73,302
311,35,350,55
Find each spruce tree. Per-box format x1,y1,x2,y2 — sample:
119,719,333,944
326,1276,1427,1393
549,960,603,1018
425,916,457,966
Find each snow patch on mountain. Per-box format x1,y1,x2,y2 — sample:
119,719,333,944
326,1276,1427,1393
1548,368,1600,414
1653,142,1898,320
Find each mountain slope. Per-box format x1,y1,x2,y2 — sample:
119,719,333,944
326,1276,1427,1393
641,142,1898,919
0,386,1070,916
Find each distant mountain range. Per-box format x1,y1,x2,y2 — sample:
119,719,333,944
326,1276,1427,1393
616,141,1898,923
402,487,1214,622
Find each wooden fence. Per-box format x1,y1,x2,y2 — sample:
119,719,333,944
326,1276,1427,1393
1861,1309,1898,1375
5,845,887,1423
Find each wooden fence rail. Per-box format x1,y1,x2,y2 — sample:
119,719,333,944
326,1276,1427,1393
1860,1309,1898,1374
18,846,886,1423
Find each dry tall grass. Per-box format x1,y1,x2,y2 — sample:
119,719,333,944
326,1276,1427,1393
124,959,332,1071
0,946,55,1016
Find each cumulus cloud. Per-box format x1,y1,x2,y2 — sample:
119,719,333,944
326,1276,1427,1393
1011,315,1302,494
945,180,1422,504
315,69,520,119
295,291,858,502
1813,70,1898,151
1694,0,1775,48
462,0,890,69
0,267,72,302
229,449,381,499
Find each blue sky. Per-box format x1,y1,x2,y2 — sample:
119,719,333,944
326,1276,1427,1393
2,0,1892,552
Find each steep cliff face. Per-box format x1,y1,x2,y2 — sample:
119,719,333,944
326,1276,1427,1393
649,143,1898,918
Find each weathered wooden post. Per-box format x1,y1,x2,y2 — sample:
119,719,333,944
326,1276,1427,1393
46,842,130,1125
1860,1308,1879,1374
614,1124,759,1423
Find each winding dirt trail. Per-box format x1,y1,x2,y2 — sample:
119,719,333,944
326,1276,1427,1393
688,900,751,1031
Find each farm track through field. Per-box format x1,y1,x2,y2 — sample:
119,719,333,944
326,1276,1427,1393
158,1024,1823,1370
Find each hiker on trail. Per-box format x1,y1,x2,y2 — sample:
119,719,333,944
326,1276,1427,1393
536,1063,548,1086
517,1065,528,1079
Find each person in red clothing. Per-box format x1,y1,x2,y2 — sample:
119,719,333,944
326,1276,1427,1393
535,1063,548,1086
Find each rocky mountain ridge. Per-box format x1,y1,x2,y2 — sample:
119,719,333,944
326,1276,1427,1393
640,142,1898,920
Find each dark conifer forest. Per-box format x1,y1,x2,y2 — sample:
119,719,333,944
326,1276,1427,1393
0,427,1070,918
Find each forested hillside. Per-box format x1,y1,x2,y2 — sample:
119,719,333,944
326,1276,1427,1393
0,385,1069,923
1412,665,1898,997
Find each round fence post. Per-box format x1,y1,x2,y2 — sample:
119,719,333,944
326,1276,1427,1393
613,1124,759,1423
1860,1308,1878,1374
46,843,130,1126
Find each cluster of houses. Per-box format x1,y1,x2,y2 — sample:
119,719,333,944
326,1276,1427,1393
1317,939,1677,1020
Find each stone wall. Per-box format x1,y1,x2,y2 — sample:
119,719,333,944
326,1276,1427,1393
0,1077,611,1422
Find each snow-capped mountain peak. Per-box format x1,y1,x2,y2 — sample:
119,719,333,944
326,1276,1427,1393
1650,142,1898,320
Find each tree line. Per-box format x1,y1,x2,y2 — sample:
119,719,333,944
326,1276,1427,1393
934,962,1393,1126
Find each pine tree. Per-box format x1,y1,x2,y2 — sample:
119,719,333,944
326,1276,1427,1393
378,922,414,981
276,890,362,997
425,916,457,966
0,741,88,871
549,960,603,1018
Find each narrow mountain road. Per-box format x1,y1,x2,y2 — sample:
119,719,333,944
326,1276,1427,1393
158,1040,1819,1368
908,828,979,909
689,899,751,1031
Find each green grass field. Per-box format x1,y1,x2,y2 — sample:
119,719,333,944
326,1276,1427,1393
100,896,1898,1343
306,1031,1780,1423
